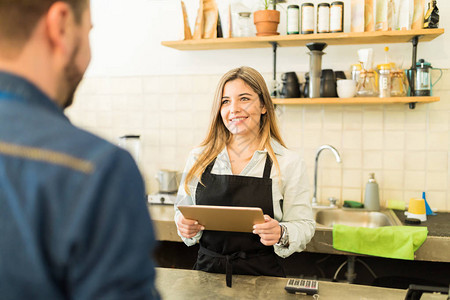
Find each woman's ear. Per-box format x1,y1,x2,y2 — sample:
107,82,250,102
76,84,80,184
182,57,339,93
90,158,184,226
261,105,267,115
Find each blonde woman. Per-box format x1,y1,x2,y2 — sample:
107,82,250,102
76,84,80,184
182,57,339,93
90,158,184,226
174,66,315,287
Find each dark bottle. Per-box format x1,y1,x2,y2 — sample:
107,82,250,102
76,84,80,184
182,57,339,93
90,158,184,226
424,0,439,29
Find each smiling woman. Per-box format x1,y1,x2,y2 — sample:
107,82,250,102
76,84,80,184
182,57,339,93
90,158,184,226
220,79,267,143
173,66,315,288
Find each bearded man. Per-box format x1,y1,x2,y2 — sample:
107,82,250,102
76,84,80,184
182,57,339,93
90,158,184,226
0,1,159,299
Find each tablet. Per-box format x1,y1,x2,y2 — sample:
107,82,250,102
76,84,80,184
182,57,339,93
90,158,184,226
177,205,265,233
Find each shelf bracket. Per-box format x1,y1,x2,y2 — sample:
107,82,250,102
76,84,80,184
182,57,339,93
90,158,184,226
407,36,419,109
270,41,278,97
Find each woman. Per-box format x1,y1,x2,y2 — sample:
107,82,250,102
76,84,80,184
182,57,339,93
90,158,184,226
174,66,315,287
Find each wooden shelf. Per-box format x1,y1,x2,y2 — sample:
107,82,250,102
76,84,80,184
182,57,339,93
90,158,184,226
162,29,444,50
272,96,440,105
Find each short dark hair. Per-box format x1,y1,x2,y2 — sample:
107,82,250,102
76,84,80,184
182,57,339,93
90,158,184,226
0,0,87,54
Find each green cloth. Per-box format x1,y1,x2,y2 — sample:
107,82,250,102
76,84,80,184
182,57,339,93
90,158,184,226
333,225,428,260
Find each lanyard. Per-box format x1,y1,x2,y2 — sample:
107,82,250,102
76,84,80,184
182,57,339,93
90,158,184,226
0,91,24,102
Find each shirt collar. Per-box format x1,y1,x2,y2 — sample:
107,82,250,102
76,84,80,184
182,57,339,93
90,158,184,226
256,139,285,156
217,138,285,161
0,71,67,120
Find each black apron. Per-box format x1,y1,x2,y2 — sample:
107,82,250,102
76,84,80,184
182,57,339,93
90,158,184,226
194,155,285,287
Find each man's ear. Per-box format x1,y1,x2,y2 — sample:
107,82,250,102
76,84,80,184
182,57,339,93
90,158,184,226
45,2,74,58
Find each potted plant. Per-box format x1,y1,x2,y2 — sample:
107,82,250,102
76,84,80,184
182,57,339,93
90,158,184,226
253,0,281,36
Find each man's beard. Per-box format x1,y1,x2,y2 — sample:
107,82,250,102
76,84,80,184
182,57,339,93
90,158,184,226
62,44,84,109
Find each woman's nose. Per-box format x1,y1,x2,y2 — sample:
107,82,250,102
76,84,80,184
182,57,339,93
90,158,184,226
230,100,241,113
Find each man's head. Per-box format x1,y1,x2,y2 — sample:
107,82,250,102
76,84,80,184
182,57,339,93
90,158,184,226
0,0,92,108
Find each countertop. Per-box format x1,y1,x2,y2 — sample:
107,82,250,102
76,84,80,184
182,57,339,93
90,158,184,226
148,205,450,263
155,267,446,300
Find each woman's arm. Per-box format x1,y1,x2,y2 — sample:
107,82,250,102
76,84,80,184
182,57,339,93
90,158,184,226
174,149,204,246
274,154,316,258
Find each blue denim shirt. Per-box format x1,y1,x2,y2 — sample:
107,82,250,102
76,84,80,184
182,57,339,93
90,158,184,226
0,71,160,299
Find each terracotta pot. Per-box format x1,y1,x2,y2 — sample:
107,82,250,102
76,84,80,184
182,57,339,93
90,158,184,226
253,10,280,36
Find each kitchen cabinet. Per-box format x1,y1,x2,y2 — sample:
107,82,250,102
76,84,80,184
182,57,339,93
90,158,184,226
162,29,444,108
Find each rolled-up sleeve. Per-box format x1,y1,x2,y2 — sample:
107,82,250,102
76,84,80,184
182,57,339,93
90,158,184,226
174,149,203,246
274,155,315,258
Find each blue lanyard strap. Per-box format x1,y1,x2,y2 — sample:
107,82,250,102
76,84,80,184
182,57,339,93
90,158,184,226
0,91,24,102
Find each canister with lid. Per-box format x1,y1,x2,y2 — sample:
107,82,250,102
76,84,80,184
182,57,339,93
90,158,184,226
287,5,300,35
317,3,330,33
330,1,344,33
301,3,314,34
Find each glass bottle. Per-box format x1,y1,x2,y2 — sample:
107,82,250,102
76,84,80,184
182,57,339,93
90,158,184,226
238,12,253,37
237,12,252,37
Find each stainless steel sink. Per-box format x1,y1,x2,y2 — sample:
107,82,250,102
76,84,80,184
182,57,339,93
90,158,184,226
313,208,402,228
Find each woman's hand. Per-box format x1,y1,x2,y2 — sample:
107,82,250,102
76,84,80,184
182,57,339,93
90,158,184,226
176,214,205,238
252,215,282,246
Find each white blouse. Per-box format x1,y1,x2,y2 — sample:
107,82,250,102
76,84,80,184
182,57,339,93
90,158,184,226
174,140,316,258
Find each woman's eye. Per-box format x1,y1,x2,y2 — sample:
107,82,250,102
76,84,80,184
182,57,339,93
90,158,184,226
221,99,229,105
241,97,250,101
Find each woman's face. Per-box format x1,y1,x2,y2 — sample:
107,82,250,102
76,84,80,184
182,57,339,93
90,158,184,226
220,79,267,139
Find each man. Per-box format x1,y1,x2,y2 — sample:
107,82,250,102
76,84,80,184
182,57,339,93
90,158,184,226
0,1,159,299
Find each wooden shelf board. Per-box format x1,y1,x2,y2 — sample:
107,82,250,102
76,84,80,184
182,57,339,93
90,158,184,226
272,96,440,105
161,29,444,50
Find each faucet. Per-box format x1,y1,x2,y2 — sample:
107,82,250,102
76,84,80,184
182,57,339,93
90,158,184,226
312,145,342,207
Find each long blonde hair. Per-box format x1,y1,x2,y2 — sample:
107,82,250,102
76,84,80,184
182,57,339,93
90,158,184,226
184,66,286,194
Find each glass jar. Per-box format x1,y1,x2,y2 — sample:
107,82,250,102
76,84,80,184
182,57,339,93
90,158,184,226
390,70,408,97
377,63,391,98
356,70,379,97
237,12,252,37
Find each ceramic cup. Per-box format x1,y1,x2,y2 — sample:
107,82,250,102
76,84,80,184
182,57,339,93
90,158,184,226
336,79,357,98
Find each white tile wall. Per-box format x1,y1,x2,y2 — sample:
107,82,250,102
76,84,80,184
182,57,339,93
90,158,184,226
67,70,450,212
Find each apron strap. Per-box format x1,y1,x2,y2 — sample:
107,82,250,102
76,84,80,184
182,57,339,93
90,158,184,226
199,246,246,288
262,155,273,179
205,154,272,178
204,158,216,175
199,246,274,287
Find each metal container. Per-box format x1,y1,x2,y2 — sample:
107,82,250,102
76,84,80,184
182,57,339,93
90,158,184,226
155,170,179,193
